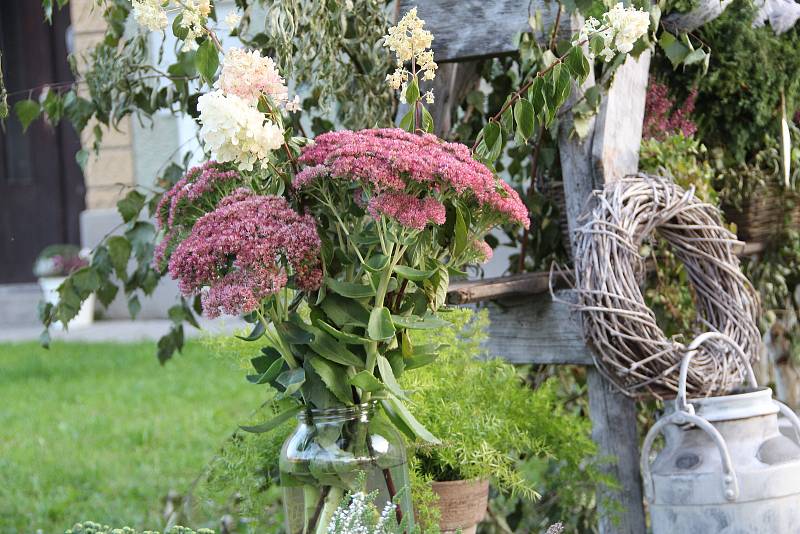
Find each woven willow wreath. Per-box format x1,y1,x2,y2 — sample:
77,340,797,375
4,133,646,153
570,175,761,399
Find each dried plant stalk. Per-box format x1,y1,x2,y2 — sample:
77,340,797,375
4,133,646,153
565,175,761,399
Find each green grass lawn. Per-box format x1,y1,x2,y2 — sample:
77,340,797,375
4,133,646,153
0,340,260,533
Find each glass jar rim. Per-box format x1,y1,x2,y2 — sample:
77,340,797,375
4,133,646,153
298,401,378,423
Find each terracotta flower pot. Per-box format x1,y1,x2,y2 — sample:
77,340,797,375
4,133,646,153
431,479,490,534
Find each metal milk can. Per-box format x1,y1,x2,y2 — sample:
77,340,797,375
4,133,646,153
641,332,800,533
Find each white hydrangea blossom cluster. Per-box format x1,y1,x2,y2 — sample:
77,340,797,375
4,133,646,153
197,47,302,171
197,90,283,171
575,3,651,62
217,48,289,105
383,8,437,103
326,491,396,534
131,0,212,52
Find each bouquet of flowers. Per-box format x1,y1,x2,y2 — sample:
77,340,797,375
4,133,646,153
35,1,650,529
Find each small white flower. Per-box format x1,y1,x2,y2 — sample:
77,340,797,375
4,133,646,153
575,3,649,62
285,95,302,113
224,12,241,31
132,0,168,31
424,90,435,104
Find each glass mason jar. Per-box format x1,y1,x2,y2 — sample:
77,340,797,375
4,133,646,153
279,402,413,533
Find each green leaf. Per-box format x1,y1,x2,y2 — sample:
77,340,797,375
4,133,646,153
125,222,156,262
513,98,536,141
382,395,440,444
483,122,501,154
392,265,435,282
236,320,266,341
349,371,384,393
391,313,451,330
565,45,590,82
364,254,389,273
128,295,141,319
195,39,219,85
404,352,438,370
63,91,94,132
377,355,406,400
96,279,118,307
117,190,146,223
308,358,352,404
314,318,370,345
399,108,414,132
421,107,434,133
320,294,369,327
107,236,131,281
529,76,546,120
683,48,706,66
405,78,420,104
14,100,41,132
157,325,184,364
326,277,376,298
276,321,314,345
307,327,365,367
276,368,306,397
659,32,690,68
453,207,468,258
172,13,189,40
240,405,303,433
247,356,284,385
42,89,63,125
367,306,395,341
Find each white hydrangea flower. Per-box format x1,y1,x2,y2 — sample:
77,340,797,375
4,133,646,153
217,48,289,105
197,90,284,171
574,3,650,62
132,0,168,31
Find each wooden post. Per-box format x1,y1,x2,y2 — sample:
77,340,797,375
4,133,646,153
559,45,651,534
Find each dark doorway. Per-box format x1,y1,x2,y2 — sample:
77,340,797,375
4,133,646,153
0,4,85,283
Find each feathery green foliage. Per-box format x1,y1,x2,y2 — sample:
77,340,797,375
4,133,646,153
402,308,600,515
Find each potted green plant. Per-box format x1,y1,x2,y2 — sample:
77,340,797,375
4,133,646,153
34,244,94,329
401,309,599,534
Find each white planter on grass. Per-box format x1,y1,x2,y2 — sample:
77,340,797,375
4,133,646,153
38,276,96,329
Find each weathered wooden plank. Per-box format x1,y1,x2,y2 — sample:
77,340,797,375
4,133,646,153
591,50,652,183
447,270,575,304
558,19,647,533
586,367,645,533
397,0,562,61
661,0,734,33
483,292,594,365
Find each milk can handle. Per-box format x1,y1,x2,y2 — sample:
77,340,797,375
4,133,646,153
641,410,740,503
776,400,800,443
676,332,758,414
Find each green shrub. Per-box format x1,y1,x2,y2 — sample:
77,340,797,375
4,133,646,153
652,0,800,163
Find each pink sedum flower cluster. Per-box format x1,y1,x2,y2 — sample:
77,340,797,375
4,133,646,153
367,192,446,230
294,128,529,229
643,79,698,141
167,190,322,318
154,161,245,270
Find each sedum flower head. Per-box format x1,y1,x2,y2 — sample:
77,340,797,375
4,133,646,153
168,191,322,318
295,128,529,229
217,48,289,105
197,90,284,171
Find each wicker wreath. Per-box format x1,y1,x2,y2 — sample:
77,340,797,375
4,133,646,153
570,174,761,399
